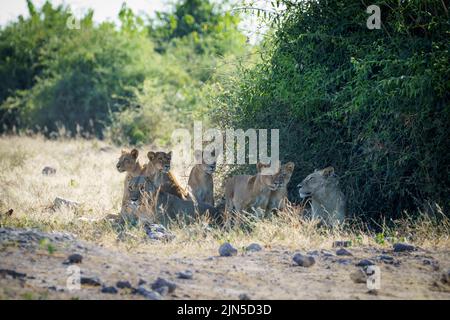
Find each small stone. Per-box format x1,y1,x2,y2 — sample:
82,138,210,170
293,253,315,267
307,250,320,256
336,248,352,256
245,243,262,252
176,270,193,280
42,166,56,175
441,270,450,285
2,209,13,216
53,197,79,209
116,280,132,289
393,243,416,252
154,286,169,296
135,286,162,300
377,254,394,262
151,277,176,294
138,279,147,286
332,240,351,248
0,269,27,279
65,253,83,264
321,250,334,257
219,243,238,257
356,259,375,267
80,276,102,287
101,286,118,294
350,268,367,284
337,259,352,265
239,293,251,300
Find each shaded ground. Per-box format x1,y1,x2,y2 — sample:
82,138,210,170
1,228,449,300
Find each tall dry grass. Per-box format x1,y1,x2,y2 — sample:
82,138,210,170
0,135,448,256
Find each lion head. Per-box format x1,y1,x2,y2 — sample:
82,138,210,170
273,162,295,189
128,175,157,202
256,161,281,191
147,151,172,173
194,149,216,175
116,149,139,173
297,166,337,198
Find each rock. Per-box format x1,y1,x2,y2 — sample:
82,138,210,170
336,248,352,256
0,269,27,279
219,243,238,257
321,250,334,257
293,253,316,267
245,243,262,252
377,254,394,263
393,243,416,252
116,280,133,289
176,270,193,280
101,286,118,294
53,197,79,209
307,250,320,256
356,259,375,267
333,240,351,248
2,209,13,217
151,277,177,294
336,259,352,266
135,286,162,300
144,224,175,241
64,253,83,264
154,286,169,296
42,166,56,175
422,259,440,271
239,293,251,300
80,276,102,287
350,268,367,284
138,279,147,286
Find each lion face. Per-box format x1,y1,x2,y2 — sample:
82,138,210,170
257,162,280,191
298,166,335,198
273,162,295,189
116,149,139,173
194,150,216,175
148,151,172,173
128,176,157,202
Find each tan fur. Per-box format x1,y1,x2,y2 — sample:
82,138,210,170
224,162,280,214
188,150,216,206
144,151,189,200
127,175,218,225
268,162,295,211
116,148,144,213
297,166,346,226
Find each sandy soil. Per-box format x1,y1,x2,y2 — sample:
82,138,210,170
0,228,449,300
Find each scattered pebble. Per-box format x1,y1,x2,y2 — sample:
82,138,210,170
393,243,416,252
176,270,193,280
80,276,102,287
116,280,132,289
64,253,83,264
239,293,251,300
356,259,375,267
42,166,56,175
151,277,177,294
53,197,79,209
0,269,27,279
293,253,316,267
101,286,118,294
333,240,351,248
336,248,352,256
219,243,238,257
245,243,262,252
135,286,162,300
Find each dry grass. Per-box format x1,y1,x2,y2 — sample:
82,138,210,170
0,135,449,257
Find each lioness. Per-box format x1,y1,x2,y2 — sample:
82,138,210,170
297,166,346,226
188,150,216,206
144,151,190,200
267,162,295,211
224,162,280,214
128,175,218,224
116,149,144,211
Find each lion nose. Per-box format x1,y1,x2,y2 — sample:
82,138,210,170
116,164,121,169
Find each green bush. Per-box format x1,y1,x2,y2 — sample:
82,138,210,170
213,0,450,221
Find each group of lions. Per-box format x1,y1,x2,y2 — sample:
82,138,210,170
116,149,346,226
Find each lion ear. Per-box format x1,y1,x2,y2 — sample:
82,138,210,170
167,151,172,158
285,162,295,173
321,166,335,177
121,149,127,155
147,151,155,161
130,149,139,159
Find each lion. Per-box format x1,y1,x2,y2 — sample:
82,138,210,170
187,150,216,206
144,151,190,200
127,175,218,225
116,148,144,212
224,162,280,214
267,162,295,212
297,166,346,226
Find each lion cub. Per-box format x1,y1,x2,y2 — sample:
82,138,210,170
188,150,216,206
297,166,346,226
144,151,189,200
224,162,280,214
128,175,218,224
116,149,144,211
268,162,295,211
